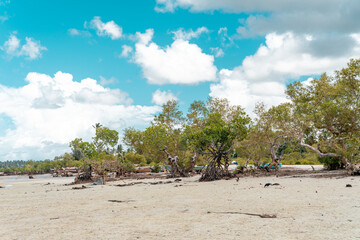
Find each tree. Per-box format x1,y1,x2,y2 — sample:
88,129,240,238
286,58,360,173
153,99,184,129
187,98,251,181
93,125,119,153
251,102,293,170
69,138,97,159
123,127,144,154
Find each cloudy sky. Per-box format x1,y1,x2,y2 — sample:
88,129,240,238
0,0,359,160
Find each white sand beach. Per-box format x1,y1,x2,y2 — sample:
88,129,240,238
1,173,359,240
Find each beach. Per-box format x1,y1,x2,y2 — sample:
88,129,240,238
1,172,359,240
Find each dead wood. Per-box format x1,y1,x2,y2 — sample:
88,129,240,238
108,200,135,203
209,211,277,218
115,180,176,187
72,185,87,190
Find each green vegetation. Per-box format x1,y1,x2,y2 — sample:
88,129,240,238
2,59,360,178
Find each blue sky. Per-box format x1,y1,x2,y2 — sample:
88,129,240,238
0,0,359,160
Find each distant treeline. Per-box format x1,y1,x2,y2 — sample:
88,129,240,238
0,154,82,174
0,160,28,169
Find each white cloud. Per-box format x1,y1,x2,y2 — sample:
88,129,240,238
89,16,122,40
68,28,91,37
3,34,20,55
210,69,288,116
154,0,177,12
120,45,133,57
134,29,217,85
68,28,79,35
155,1,360,41
172,27,209,40
210,47,224,57
0,14,8,23
0,71,160,160
155,0,347,14
210,32,360,115
218,27,235,47
20,37,47,60
99,76,116,86
2,34,46,60
152,89,178,105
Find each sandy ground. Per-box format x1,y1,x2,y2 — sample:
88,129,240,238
1,171,360,240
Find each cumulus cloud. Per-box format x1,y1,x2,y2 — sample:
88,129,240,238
88,16,122,40
120,45,133,58
3,34,19,55
172,27,209,40
134,29,217,85
152,89,178,105
210,69,288,116
2,34,46,60
0,72,160,160
20,37,47,60
210,31,360,115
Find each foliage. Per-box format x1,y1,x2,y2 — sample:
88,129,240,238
93,124,119,153
124,151,146,165
318,156,343,170
287,58,360,168
152,164,162,173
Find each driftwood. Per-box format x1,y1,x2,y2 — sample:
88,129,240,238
209,211,277,218
72,185,87,190
115,179,180,187
264,183,280,187
108,200,135,203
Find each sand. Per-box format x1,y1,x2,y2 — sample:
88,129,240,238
1,173,359,240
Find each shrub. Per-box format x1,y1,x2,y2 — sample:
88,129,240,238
119,161,136,173
318,156,343,170
125,152,146,165
152,164,161,173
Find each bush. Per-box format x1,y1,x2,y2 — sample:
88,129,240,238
125,152,146,165
318,156,343,170
152,164,162,173
119,161,136,173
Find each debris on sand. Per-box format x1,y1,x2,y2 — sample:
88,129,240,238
346,184,352,187
209,211,277,218
264,183,280,187
72,185,87,190
108,200,135,203
115,180,177,187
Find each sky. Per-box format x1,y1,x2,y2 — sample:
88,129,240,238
0,0,360,161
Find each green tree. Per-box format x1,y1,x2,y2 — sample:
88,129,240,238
250,102,293,169
187,98,251,181
287,58,360,172
93,125,119,153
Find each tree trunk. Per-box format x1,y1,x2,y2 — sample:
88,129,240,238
162,148,187,177
200,154,231,181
